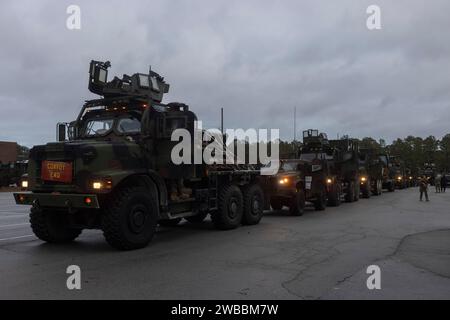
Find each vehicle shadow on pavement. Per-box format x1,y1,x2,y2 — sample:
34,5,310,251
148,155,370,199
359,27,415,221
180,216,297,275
264,206,319,217
29,220,229,253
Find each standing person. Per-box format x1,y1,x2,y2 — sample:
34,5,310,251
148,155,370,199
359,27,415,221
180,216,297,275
419,176,429,201
435,174,441,193
441,174,447,193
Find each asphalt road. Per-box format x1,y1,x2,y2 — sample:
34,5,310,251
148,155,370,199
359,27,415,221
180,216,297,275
0,188,449,299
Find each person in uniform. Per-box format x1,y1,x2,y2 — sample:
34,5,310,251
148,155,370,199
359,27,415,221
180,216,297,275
419,176,429,201
441,174,447,193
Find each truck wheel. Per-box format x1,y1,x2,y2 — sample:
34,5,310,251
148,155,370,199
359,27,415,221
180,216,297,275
212,184,243,230
242,184,264,225
102,186,158,250
354,182,360,201
314,190,326,211
345,182,355,202
30,206,82,243
388,182,395,192
374,180,382,196
185,212,208,223
362,181,371,198
159,218,182,227
270,198,283,211
327,183,341,207
289,190,306,216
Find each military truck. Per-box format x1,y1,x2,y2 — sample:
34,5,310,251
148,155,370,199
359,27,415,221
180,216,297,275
328,137,361,203
422,163,436,185
14,60,266,250
405,168,415,187
267,159,325,215
358,148,383,198
379,153,395,192
390,156,407,189
297,130,360,208
0,161,28,187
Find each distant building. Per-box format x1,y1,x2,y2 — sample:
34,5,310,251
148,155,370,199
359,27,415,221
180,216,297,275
0,141,18,164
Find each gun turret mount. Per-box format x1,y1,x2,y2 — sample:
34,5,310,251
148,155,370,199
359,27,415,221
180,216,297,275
88,60,170,103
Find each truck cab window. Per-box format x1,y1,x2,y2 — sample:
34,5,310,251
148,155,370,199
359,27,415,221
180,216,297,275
117,117,141,134
84,119,114,136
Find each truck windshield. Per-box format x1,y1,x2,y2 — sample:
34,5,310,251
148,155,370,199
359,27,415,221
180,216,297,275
300,153,319,161
281,162,297,171
84,118,114,136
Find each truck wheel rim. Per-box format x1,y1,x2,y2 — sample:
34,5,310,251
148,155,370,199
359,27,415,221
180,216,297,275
229,198,238,218
129,204,147,234
252,197,260,213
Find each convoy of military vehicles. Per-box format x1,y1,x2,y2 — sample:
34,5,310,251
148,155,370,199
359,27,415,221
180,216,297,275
12,61,418,250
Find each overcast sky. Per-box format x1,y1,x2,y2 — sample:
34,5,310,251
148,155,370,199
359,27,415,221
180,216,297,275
1,0,449,147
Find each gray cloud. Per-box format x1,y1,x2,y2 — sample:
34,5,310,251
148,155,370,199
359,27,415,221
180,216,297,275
0,0,449,147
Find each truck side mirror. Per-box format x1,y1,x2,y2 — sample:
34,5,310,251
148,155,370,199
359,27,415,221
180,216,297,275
57,123,66,142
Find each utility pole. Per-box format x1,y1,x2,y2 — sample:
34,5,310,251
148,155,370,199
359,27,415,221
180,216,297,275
294,106,296,142
221,107,224,134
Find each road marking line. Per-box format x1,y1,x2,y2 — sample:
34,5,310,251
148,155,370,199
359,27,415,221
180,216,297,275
0,223,29,228
0,235,34,241
0,214,28,219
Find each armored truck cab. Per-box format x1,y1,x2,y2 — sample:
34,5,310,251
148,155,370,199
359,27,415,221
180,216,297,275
379,153,395,192
358,148,383,197
328,137,361,203
298,130,344,208
267,159,325,215
390,156,407,189
14,60,265,250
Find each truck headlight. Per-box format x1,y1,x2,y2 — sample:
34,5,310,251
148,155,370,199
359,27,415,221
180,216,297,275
279,178,289,185
91,179,112,191
92,182,102,190
21,180,28,189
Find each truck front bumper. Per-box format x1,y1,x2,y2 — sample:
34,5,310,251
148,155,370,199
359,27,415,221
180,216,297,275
14,192,100,209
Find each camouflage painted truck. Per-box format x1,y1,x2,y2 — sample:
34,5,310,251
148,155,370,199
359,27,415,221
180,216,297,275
297,130,360,208
14,60,266,250
358,148,383,197
328,136,361,203
379,153,396,192
267,158,325,215
390,156,407,189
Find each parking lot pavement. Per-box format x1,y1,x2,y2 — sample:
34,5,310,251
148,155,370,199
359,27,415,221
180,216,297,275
0,188,449,299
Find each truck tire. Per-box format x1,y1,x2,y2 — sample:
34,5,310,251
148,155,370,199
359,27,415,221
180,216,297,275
314,190,327,211
388,181,395,192
345,181,355,202
354,182,360,202
270,198,283,211
212,184,243,230
327,183,341,207
362,181,371,198
185,212,208,223
289,190,306,216
373,180,382,196
30,206,82,243
242,184,264,225
102,186,158,250
159,218,182,227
